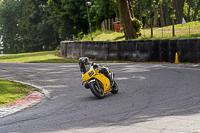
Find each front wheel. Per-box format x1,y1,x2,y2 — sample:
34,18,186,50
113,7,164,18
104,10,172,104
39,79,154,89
111,80,118,94
89,81,105,99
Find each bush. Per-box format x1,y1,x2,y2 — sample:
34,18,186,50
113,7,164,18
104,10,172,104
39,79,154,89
78,32,84,40
55,45,60,50
132,18,143,36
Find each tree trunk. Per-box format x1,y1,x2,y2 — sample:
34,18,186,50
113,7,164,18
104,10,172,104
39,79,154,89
174,0,180,23
153,0,159,27
160,2,165,27
174,0,185,24
187,0,192,22
178,0,184,23
165,1,169,26
193,0,200,21
139,0,142,22
128,0,134,18
118,0,137,40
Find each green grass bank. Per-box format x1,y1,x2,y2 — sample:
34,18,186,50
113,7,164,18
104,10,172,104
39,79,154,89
0,79,37,107
0,50,132,63
0,50,78,63
81,21,200,41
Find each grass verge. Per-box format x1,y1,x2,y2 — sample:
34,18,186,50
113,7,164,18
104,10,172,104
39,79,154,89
0,50,78,63
0,79,38,107
0,50,133,63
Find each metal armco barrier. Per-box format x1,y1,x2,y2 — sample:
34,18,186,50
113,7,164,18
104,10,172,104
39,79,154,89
61,39,200,63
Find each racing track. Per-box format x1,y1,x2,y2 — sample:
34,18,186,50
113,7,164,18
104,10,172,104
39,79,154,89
0,63,200,133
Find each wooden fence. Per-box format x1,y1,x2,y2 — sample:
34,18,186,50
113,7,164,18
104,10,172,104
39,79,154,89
101,18,121,32
101,17,200,38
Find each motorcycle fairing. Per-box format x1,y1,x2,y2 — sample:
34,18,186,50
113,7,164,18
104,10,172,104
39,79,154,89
82,66,112,94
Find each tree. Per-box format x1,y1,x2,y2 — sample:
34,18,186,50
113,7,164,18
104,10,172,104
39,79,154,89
0,0,23,54
117,0,137,40
2,0,200,53
186,0,193,21
174,0,185,24
153,0,159,27
193,0,200,21
23,0,59,51
19,0,34,52
165,0,169,26
138,0,142,22
160,1,165,27
90,0,117,30
61,0,91,37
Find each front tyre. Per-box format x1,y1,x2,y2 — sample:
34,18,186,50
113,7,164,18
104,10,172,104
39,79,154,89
111,81,118,94
89,81,105,99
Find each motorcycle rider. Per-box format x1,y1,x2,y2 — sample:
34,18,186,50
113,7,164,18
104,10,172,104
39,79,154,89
78,57,114,89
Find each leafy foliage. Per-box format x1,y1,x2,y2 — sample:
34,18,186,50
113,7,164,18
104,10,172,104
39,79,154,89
0,0,23,53
0,0,200,53
132,18,143,35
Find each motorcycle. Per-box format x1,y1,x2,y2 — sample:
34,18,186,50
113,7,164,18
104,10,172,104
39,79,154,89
81,64,118,99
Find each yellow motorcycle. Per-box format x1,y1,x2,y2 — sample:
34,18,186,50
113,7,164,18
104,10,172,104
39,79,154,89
79,57,118,99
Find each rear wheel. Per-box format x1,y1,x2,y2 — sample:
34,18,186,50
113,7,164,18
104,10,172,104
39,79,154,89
111,80,118,94
89,81,105,99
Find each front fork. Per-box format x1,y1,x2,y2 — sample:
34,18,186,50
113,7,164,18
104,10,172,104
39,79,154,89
95,79,102,92
110,72,114,81
83,79,101,91
109,72,115,87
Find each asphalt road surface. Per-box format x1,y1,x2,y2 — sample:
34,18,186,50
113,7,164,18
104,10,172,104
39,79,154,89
0,63,200,133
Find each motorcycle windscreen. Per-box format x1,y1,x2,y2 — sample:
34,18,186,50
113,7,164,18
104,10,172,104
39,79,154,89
79,64,91,73
83,64,91,73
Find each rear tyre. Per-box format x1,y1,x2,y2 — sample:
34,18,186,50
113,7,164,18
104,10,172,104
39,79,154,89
89,81,105,99
111,81,118,94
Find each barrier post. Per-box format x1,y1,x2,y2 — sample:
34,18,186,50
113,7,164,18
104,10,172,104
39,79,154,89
189,25,190,35
151,18,153,38
109,19,110,31
172,17,175,37
111,19,113,31
115,18,118,32
105,19,107,30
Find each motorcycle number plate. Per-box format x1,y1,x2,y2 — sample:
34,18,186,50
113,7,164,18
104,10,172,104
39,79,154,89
88,70,94,77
